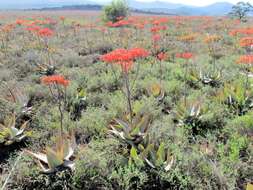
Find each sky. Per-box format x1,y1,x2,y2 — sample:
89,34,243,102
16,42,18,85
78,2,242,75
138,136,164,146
131,0,253,6
94,0,253,7
1,0,253,8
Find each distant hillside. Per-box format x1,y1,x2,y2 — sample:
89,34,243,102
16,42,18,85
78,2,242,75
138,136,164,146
172,2,233,16
0,0,236,16
31,4,175,15
128,0,184,10
0,0,96,9
37,4,102,11
131,2,234,16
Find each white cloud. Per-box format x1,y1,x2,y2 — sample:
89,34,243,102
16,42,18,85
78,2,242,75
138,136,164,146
135,0,253,6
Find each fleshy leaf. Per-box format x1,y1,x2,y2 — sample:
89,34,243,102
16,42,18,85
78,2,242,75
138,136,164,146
156,142,165,166
63,160,75,170
246,183,253,190
25,150,48,164
46,147,63,169
165,156,174,172
9,127,19,138
130,146,143,166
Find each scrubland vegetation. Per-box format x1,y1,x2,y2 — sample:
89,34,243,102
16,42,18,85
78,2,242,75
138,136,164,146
0,7,252,190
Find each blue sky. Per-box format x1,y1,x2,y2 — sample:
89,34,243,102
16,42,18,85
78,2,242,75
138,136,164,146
132,0,252,6
1,0,252,8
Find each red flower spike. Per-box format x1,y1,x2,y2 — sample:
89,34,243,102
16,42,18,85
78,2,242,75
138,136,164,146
237,55,253,65
152,34,161,42
101,48,149,72
41,75,70,87
239,37,253,47
157,52,168,61
176,52,194,60
37,28,54,37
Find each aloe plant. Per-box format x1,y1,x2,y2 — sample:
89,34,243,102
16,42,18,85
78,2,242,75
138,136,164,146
199,69,222,87
69,87,87,121
0,83,32,115
187,68,201,88
188,68,222,87
108,112,152,147
129,141,174,172
0,114,29,146
147,83,165,101
25,133,76,174
172,100,208,127
38,64,56,76
216,82,253,115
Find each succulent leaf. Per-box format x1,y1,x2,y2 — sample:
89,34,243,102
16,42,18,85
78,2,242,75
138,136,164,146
109,112,152,146
130,146,144,167
156,142,165,166
46,147,64,169
25,150,49,164
164,156,174,172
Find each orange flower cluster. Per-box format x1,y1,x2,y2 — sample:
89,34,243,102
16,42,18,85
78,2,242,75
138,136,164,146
15,17,56,27
203,34,221,44
152,34,161,42
41,75,70,87
25,26,54,37
106,16,162,30
151,17,169,26
157,52,168,61
176,52,194,60
107,20,130,27
150,18,168,48
229,28,253,36
25,26,41,32
237,55,253,65
37,28,54,37
150,25,167,34
101,48,149,72
130,48,150,59
16,19,26,25
239,37,253,47
1,24,15,33
133,23,145,30
129,16,148,29
60,16,65,21
106,17,138,28
178,33,197,42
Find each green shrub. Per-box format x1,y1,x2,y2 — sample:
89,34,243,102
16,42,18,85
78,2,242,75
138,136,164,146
103,0,129,23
